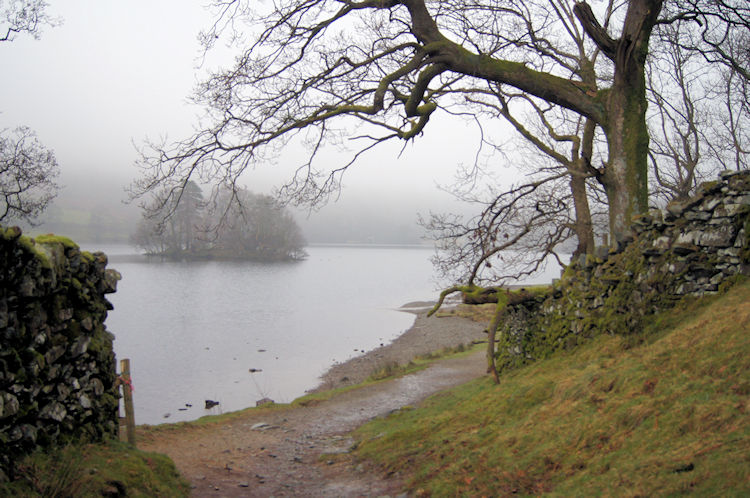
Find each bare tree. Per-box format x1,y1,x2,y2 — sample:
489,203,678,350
423,174,575,285
647,25,709,202
418,0,747,285
706,25,750,173
0,126,59,224
667,0,750,83
421,0,614,287
712,63,750,172
441,0,615,258
131,0,677,246
0,0,57,42
647,14,749,204
658,1,749,177
1,1,60,224
427,89,607,276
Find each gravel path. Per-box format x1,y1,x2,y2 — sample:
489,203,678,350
138,307,488,497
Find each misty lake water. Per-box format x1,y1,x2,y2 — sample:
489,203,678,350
86,244,562,425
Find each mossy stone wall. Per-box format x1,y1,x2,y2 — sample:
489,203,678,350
0,226,121,481
496,170,750,371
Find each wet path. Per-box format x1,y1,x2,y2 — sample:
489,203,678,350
138,350,485,497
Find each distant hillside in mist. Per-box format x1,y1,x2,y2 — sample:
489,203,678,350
21,180,434,247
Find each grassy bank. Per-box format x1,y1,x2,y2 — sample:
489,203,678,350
0,441,189,497
353,280,750,495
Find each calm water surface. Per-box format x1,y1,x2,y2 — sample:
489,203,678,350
90,245,441,425
87,244,563,425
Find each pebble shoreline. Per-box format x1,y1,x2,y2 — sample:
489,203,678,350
313,302,487,392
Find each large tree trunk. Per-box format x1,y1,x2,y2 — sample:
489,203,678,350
602,57,650,244
577,0,661,244
413,0,663,245
601,134,648,243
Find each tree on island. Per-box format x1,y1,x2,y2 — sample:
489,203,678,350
207,186,308,261
131,182,306,261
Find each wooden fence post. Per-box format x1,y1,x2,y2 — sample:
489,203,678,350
120,358,136,446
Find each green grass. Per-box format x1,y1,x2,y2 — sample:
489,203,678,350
353,280,750,496
0,440,190,497
367,343,480,382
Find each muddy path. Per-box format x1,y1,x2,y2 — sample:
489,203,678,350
138,348,486,497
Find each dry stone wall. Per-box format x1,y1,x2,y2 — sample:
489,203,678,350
0,227,121,481
496,170,750,371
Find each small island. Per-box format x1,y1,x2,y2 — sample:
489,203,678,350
131,182,307,261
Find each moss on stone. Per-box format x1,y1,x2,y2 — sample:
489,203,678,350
719,274,748,293
15,234,51,269
492,220,722,374
34,234,79,250
87,326,115,356
1,227,124,479
699,180,720,193
0,225,22,241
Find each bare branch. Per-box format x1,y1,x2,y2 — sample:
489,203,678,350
0,0,59,42
0,126,59,224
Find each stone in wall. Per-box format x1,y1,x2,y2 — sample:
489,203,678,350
0,227,121,481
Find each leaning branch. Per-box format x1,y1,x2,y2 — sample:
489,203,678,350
427,285,478,317
573,2,618,60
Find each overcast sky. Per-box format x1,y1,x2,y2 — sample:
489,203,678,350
0,1,519,228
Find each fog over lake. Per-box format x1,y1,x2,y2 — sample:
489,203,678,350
89,244,562,425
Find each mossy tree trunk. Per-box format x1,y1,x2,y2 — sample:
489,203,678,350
601,82,650,244
574,0,660,244
570,169,596,256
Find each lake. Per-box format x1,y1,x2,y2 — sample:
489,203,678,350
86,244,562,425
